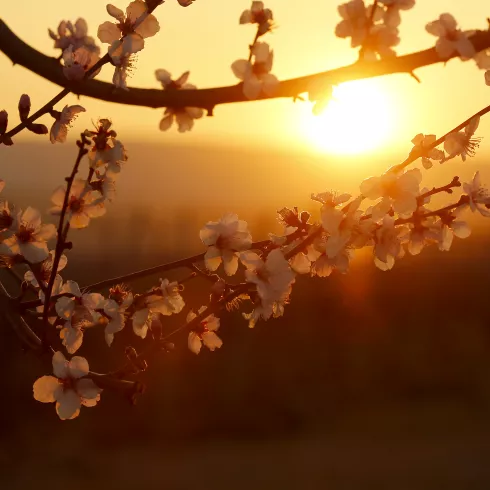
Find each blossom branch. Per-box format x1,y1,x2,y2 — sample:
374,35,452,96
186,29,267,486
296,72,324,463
1,19,489,112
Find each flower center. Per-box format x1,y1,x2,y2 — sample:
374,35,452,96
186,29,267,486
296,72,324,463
17,225,34,243
0,210,13,231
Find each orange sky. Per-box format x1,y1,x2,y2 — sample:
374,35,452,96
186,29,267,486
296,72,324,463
0,0,489,154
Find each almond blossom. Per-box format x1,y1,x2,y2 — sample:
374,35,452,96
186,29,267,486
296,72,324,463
110,43,136,90
187,307,223,354
435,209,471,252
49,19,100,54
240,249,295,316
132,279,185,338
62,46,100,81
231,42,279,100
239,1,274,36
24,251,68,288
335,0,383,48
3,207,56,263
362,24,400,61
50,179,106,229
307,237,353,277
97,1,160,57
374,216,407,270
410,134,445,169
50,105,86,144
379,0,415,28
155,70,204,132
443,116,480,162
426,14,475,61
200,213,252,276
360,168,422,220
103,284,133,346
463,171,490,218
55,282,105,353
33,351,101,420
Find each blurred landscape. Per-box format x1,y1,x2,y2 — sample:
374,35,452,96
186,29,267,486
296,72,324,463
1,142,490,489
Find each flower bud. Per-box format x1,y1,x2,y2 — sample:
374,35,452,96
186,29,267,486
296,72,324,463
27,123,48,135
18,94,31,121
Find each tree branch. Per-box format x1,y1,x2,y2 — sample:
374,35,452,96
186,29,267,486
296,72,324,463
1,19,489,110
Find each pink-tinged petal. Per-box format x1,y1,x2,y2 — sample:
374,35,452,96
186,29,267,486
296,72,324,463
360,176,382,199
135,14,160,39
231,60,250,81
261,73,279,95
439,13,458,32
239,251,263,270
239,10,252,24
202,331,222,351
85,202,107,219
199,225,219,246
55,390,81,420
425,20,445,37
50,121,67,144
204,246,222,271
56,297,75,320
435,38,455,60
252,42,270,63
50,186,66,207
185,107,204,119
188,332,202,354
33,376,60,403
155,69,172,86
132,309,149,338
222,251,239,276
20,242,49,264
243,77,262,100
97,21,121,44
175,112,194,132
107,4,125,21
126,0,147,22
68,353,89,378
60,325,84,354
122,33,145,54
69,212,91,229
62,280,82,298
159,114,173,131
52,351,69,378
76,378,101,401
452,221,471,239
37,223,57,241
466,116,480,136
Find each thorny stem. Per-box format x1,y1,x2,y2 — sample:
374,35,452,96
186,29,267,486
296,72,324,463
41,136,88,343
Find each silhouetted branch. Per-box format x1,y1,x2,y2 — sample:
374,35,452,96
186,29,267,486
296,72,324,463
1,18,489,111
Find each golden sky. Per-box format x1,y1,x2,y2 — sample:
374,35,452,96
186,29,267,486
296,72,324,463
0,0,489,154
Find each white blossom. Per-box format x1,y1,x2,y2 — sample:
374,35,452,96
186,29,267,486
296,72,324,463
50,179,106,229
187,307,222,354
426,14,475,61
98,1,160,57
200,213,252,276
435,209,471,252
62,46,100,81
50,105,86,144
231,42,279,100
24,251,67,288
49,18,100,53
33,351,101,420
411,134,445,169
155,70,204,132
463,171,490,218
443,116,480,162
3,207,56,263
374,216,407,270
239,1,274,36
360,169,422,220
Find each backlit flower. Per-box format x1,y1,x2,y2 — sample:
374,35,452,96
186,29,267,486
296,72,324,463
33,351,101,420
231,42,279,100
50,105,86,144
3,207,56,263
239,1,274,36
410,133,444,169
49,18,100,53
98,1,160,57
50,179,106,229
187,307,222,354
200,213,252,276
24,250,67,288
426,14,475,60
62,46,100,81
443,116,480,162
463,171,490,218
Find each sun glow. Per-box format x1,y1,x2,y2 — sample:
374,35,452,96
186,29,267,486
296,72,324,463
302,80,394,155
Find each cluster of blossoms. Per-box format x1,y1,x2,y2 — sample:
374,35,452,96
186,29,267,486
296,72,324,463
1,0,490,422
335,0,412,61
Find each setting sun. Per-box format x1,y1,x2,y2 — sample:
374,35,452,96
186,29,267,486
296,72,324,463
302,80,394,155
